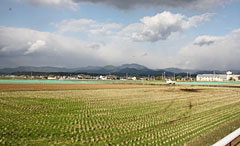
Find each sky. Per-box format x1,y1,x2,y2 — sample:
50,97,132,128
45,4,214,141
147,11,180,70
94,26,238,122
0,0,240,70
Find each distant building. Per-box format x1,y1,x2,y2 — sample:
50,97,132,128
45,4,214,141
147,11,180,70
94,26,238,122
77,75,84,79
132,76,137,80
140,77,147,80
107,75,117,80
99,75,107,80
196,71,240,82
226,71,240,81
47,76,57,80
126,76,137,80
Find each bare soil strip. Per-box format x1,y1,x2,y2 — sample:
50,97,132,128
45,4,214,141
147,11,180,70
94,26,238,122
0,83,154,91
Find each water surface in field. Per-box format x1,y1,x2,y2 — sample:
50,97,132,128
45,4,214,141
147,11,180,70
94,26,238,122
176,82,237,85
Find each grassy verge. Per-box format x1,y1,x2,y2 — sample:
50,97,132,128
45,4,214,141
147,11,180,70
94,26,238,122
186,116,240,146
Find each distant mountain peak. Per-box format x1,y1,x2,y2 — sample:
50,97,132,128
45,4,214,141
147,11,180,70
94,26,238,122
120,63,148,70
1,64,240,75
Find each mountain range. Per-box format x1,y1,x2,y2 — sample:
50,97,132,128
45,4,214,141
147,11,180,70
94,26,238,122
0,64,240,76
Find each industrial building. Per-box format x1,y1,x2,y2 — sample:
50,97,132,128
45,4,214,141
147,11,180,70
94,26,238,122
196,71,240,82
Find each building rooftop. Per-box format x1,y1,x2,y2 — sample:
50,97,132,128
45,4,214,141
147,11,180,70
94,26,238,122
197,74,227,78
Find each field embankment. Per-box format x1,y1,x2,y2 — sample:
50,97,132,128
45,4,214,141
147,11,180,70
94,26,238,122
0,83,154,91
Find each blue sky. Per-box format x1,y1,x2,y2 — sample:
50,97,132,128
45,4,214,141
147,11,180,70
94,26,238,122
0,0,240,70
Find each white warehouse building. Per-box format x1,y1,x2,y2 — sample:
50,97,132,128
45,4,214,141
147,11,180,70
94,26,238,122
196,71,240,82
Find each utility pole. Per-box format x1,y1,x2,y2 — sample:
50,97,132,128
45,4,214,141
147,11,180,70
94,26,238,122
174,73,175,81
214,71,216,81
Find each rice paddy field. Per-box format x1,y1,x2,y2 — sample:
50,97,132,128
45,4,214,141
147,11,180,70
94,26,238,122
0,83,240,146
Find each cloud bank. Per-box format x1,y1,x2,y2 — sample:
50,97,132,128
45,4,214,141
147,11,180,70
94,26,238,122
175,29,240,70
55,11,213,42
15,0,235,11
0,25,142,68
55,19,122,35
1,25,240,70
15,0,77,9
0,25,108,67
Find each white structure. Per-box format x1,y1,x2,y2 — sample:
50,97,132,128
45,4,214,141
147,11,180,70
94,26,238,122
212,128,240,146
99,75,107,80
226,71,240,81
197,71,240,82
196,74,227,82
166,79,176,84
132,76,137,80
47,76,57,80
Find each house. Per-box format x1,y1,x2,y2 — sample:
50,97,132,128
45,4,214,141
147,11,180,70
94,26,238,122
196,71,240,82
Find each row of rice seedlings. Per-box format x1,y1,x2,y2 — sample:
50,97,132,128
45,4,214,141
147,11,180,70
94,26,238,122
0,87,240,145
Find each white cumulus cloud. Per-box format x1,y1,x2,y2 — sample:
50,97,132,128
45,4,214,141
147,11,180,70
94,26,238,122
121,11,213,42
174,29,240,70
25,40,46,54
194,35,220,46
53,12,212,42
0,25,135,68
0,25,108,67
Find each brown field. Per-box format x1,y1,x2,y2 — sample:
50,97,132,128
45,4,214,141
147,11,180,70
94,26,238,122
0,83,155,91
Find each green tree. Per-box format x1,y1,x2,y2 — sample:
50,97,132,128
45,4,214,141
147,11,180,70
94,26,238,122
155,76,162,80
176,75,182,80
